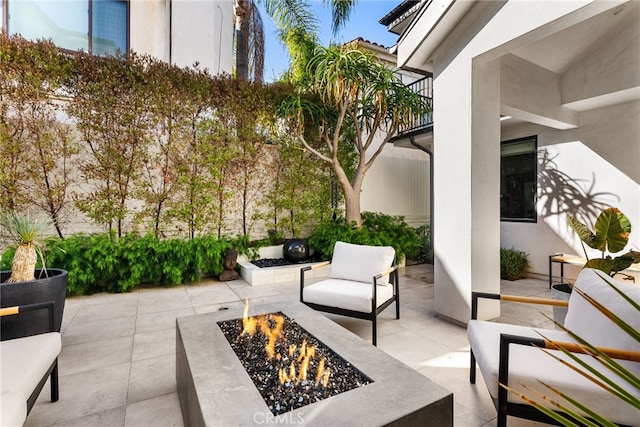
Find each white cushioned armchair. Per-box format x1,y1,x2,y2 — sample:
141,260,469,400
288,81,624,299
300,241,399,345
468,268,640,427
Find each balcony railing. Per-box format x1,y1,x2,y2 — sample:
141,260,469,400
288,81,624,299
397,76,433,137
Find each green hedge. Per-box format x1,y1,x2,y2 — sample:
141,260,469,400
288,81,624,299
307,213,420,263
1,232,233,295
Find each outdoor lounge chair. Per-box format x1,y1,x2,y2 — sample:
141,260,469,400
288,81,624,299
299,241,399,346
1,301,61,426
468,268,640,427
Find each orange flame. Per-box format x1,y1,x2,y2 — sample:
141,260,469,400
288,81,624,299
242,300,330,388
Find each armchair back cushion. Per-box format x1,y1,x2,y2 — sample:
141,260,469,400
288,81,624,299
328,242,395,285
564,268,640,352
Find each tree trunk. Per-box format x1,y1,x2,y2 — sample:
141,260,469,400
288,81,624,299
235,0,251,81
342,184,362,227
7,243,37,283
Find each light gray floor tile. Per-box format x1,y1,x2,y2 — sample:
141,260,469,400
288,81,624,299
136,287,192,315
135,307,195,334
72,298,138,323
63,315,136,346
184,282,240,307
127,353,176,404
124,393,184,427
25,363,130,426
132,328,175,362
192,300,246,314
60,336,134,375
44,407,125,427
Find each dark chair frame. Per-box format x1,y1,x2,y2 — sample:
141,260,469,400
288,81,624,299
300,261,400,346
0,300,60,413
469,291,638,427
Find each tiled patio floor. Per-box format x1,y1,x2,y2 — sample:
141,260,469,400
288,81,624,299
24,264,556,426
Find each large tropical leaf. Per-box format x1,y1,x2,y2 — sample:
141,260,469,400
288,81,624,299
568,214,597,249
594,207,631,253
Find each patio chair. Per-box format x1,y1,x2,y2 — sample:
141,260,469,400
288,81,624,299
468,268,640,427
1,301,61,426
300,241,399,346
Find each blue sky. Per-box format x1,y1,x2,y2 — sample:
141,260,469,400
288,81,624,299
256,1,401,82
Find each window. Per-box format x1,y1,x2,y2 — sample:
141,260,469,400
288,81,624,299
4,0,128,56
500,136,537,222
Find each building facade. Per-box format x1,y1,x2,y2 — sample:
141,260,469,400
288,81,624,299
383,0,640,323
1,0,234,74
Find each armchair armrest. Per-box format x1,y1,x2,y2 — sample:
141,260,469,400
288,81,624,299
0,301,56,332
300,261,331,302
472,292,569,320
374,264,398,280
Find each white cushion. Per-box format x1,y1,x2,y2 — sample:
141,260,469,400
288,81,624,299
0,392,27,427
328,241,395,285
564,268,640,352
0,332,61,398
303,278,394,313
468,320,639,425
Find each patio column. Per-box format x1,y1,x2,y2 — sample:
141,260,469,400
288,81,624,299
432,57,501,323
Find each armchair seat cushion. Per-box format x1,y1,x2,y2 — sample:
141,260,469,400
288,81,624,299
303,279,394,313
1,392,27,427
1,332,61,398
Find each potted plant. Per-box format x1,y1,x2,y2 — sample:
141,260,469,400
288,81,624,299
568,207,640,280
551,208,640,325
0,211,68,340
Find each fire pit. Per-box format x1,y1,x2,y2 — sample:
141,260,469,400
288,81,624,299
176,301,453,426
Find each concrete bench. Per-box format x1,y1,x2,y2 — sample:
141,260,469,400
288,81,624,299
1,302,61,427
468,268,640,426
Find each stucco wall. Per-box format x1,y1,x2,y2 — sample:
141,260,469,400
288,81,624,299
500,100,640,280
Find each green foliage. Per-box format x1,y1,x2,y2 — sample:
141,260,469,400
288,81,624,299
414,224,433,264
307,212,419,262
4,232,233,295
500,247,530,281
279,44,430,226
568,208,640,278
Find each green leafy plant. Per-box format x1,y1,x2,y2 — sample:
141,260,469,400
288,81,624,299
568,207,640,279
500,247,530,281
414,224,432,264
307,212,419,262
0,211,52,282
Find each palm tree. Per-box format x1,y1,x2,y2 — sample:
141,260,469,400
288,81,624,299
234,0,358,81
279,45,429,227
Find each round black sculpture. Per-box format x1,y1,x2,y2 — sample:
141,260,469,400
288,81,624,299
282,239,309,263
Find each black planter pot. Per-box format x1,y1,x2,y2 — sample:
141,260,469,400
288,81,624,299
551,282,572,327
282,239,310,263
0,268,68,340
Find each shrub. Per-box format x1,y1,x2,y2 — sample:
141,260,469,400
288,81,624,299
307,212,419,262
500,247,530,280
1,232,235,295
414,224,433,264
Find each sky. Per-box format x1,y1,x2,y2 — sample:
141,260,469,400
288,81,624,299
255,1,401,82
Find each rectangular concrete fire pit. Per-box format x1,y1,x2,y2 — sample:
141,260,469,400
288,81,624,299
176,301,453,426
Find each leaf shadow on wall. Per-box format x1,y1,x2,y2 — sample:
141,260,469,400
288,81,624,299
537,149,618,225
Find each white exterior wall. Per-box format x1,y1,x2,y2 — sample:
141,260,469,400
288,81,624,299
360,145,430,227
500,100,640,279
399,0,636,323
130,0,233,75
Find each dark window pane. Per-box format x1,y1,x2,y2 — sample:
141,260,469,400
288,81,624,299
501,137,536,221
